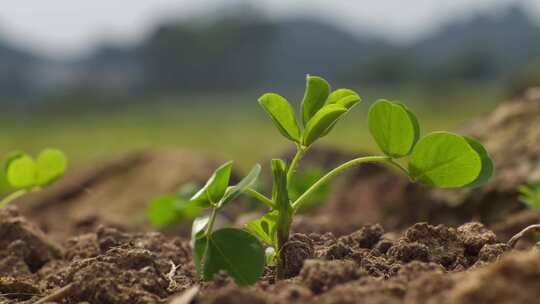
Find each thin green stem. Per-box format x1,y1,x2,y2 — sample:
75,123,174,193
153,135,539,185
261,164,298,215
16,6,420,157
205,207,219,237
286,145,306,189
0,189,28,209
388,158,409,176
292,156,406,210
245,188,275,209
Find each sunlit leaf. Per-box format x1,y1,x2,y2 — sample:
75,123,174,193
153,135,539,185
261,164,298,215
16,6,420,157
302,104,347,146
36,149,67,186
258,93,301,142
191,161,233,207
409,132,482,188
6,154,36,189
325,89,361,109
368,99,419,158
301,75,330,126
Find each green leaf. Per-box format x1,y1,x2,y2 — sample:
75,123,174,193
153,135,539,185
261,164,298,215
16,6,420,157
302,104,347,146
191,161,233,207
258,93,301,142
409,132,482,188
368,100,420,158
36,149,67,186
325,89,361,109
147,194,202,228
463,136,494,188
0,151,24,195
301,75,331,125
219,164,261,208
195,228,265,286
245,211,279,247
519,181,540,211
6,154,37,189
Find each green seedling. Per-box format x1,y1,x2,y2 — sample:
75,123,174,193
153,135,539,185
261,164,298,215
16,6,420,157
190,162,265,286
147,183,202,228
187,75,493,285
0,149,68,208
519,180,540,212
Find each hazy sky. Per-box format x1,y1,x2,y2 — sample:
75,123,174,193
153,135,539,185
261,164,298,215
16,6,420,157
0,0,538,59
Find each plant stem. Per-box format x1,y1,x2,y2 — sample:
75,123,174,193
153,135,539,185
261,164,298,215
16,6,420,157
0,189,27,209
292,156,405,210
286,145,306,190
205,207,219,237
245,188,275,209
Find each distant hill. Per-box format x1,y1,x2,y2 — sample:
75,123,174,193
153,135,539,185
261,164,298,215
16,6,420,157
409,6,540,80
0,3,539,100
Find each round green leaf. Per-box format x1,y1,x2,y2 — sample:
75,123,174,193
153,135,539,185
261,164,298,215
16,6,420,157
409,132,482,188
196,228,265,286
191,161,233,207
463,136,494,188
36,149,67,186
325,89,361,109
302,104,347,146
301,75,331,126
258,93,301,143
6,154,37,189
368,100,419,158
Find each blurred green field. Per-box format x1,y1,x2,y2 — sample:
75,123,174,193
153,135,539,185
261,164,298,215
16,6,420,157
0,85,503,169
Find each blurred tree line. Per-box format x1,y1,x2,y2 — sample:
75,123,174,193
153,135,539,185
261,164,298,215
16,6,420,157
1,4,540,102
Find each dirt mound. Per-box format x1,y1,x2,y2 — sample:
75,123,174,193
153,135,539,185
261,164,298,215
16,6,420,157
6,206,537,304
12,150,222,241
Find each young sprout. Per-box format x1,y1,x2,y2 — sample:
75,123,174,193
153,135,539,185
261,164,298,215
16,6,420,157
190,162,265,286
0,149,68,208
147,183,202,228
187,75,493,284
518,180,540,212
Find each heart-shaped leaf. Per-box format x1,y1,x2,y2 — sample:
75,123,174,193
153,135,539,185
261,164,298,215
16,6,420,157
463,136,494,188
191,161,233,207
409,132,482,188
325,89,361,109
302,104,347,146
368,100,419,158
6,154,37,189
219,164,261,208
245,211,279,247
194,228,265,286
36,149,67,186
258,93,301,143
301,75,330,126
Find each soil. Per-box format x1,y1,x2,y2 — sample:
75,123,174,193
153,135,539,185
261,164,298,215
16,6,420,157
2,205,539,304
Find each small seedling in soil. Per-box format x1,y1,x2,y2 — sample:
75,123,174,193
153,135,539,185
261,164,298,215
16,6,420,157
515,181,540,242
185,75,493,285
147,183,202,228
0,149,67,208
